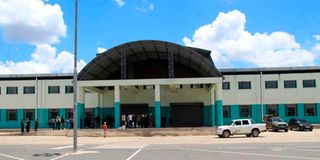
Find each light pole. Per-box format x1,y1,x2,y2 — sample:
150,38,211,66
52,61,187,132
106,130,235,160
73,0,78,153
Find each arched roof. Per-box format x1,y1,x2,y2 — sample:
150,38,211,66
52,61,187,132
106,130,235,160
78,40,222,80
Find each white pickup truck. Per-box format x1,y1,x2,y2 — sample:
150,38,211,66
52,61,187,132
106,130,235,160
215,119,266,138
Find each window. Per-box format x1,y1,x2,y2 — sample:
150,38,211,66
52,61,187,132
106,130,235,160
6,87,18,94
305,104,317,116
238,81,251,89
24,109,35,120
265,81,278,89
284,80,297,88
240,105,251,117
49,109,59,119
286,104,297,116
234,120,241,125
223,105,230,118
242,120,249,125
143,85,154,89
303,79,316,88
0,87,1,94
48,86,60,94
107,86,114,90
65,86,73,93
191,84,203,89
222,82,230,90
23,86,35,94
266,104,277,115
7,109,17,121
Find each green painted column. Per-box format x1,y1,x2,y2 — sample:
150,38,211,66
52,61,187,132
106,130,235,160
210,105,215,126
215,81,223,126
114,85,121,128
155,84,161,128
59,108,66,118
114,102,120,128
278,104,286,118
215,100,223,126
155,101,161,128
77,103,85,128
297,103,304,118
230,105,240,120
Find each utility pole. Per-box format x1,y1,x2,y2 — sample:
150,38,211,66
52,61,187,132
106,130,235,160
73,0,78,153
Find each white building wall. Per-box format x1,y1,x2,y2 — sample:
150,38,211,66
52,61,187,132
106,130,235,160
223,72,320,105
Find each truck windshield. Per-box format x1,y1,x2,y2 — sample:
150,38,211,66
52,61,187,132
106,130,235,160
272,118,284,122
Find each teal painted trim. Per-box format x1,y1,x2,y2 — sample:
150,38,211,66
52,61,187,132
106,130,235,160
77,103,85,128
114,102,120,128
215,100,223,126
38,108,48,128
210,105,215,126
203,105,211,126
251,104,262,123
0,109,5,128
297,103,304,117
161,106,170,127
155,101,161,128
278,104,285,119
230,105,240,120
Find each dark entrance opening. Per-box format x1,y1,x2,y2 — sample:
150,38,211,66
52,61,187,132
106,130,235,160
120,104,149,128
170,103,204,127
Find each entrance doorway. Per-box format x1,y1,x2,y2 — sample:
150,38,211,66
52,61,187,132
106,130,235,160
170,103,204,127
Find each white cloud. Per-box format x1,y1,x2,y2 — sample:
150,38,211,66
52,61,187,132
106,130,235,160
0,45,86,74
114,0,125,7
312,43,320,52
314,35,320,41
135,3,154,13
97,47,107,53
183,10,317,68
0,0,66,45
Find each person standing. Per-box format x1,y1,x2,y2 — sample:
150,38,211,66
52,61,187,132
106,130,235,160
20,119,25,133
26,118,31,133
34,119,39,131
102,122,107,138
61,116,65,130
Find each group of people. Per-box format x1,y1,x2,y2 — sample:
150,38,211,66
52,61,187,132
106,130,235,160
122,113,155,128
20,118,38,133
49,116,74,130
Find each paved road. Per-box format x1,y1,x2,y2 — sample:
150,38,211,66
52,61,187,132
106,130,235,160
1,142,320,160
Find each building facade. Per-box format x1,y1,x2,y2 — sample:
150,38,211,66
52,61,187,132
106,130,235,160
0,40,319,129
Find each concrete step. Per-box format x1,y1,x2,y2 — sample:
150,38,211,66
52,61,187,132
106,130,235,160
0,127,215,137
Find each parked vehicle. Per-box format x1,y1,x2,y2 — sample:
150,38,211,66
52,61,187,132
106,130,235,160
265,116,288,132
288,118,313,131
215,119,266,138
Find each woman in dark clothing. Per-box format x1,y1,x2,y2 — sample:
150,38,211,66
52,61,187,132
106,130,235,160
34,119,39,131
20,119,25,133
26,118,31,133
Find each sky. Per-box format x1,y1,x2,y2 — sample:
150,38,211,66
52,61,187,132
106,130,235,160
0,0,320,74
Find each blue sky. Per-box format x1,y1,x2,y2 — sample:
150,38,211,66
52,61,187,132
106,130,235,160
0,0,319,74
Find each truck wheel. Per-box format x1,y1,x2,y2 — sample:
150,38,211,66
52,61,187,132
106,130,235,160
251,129,260,137
222,130,230,138
284,129,288,132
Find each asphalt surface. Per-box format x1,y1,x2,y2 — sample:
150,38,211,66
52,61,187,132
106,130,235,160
1,142,320,160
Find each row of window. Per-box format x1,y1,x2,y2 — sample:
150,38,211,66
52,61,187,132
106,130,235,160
223,79,317,90
223,103,317,118
0,86,73,95
4,109,74,121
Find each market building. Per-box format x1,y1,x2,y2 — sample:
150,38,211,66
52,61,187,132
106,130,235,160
0,40,319,129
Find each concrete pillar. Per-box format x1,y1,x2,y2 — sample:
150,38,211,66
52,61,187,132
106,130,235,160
210,85,215,126
215,82,223,126
114,85,120,128
155,84,161,128
77,87,85,128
